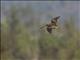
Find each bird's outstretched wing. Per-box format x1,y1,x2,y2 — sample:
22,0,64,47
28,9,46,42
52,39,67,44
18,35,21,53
51,16,60,23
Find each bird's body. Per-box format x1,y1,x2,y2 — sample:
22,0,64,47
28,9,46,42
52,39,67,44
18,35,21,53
46,23,57,34
40,16,60,34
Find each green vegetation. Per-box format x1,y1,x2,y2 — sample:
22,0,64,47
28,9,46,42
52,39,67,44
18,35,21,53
1,6,80,60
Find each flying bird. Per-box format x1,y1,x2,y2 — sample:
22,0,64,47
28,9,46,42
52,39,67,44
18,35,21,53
40,16,60,34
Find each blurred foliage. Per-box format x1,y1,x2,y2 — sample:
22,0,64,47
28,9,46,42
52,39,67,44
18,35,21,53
1,5,80,60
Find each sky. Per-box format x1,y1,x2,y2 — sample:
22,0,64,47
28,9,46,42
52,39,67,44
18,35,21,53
1,1,80,29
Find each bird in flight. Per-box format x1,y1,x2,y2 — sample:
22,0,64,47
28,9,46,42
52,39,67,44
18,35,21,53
40,16,60,34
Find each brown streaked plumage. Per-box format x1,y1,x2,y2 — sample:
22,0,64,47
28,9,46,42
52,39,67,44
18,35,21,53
40,16,60,34
51,16,60,26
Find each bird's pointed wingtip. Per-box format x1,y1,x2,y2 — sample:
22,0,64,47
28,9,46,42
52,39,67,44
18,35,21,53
57,16,60,18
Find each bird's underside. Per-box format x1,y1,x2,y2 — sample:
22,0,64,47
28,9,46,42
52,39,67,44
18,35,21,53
40,16,60,34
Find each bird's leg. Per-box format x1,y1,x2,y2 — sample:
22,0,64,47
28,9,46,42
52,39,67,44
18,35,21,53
40,25,46,29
